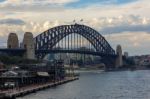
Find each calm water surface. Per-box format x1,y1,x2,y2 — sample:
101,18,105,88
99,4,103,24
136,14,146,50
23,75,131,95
18,70,150,99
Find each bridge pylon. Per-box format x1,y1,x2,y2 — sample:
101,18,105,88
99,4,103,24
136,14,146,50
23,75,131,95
22,32,35,59
7,33,19,49
115,45,123,68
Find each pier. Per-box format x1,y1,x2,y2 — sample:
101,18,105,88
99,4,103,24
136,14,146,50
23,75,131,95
0,77,79,99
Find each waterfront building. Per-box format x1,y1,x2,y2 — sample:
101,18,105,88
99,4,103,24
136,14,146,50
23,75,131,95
0,69,35,89
0,60,65,90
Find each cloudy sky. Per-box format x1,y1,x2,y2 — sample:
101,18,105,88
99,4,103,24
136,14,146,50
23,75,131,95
0,0,150,55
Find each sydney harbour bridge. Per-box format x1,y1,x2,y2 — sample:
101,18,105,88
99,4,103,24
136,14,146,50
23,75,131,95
0,24,123,69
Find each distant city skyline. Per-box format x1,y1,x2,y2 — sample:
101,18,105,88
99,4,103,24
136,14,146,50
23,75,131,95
0,0,150,55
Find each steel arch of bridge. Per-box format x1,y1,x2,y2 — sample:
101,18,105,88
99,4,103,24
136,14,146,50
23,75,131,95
34,24,115,56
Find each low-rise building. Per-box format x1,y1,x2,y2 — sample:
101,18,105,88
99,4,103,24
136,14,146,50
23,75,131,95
0,69,35,89
132,55,150,66
0,60,66,90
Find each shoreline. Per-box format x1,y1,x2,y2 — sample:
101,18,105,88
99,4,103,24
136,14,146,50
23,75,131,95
0,77,79,99
78,67,150,72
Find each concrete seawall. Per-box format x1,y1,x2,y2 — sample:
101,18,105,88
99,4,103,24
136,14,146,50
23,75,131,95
0,77,79,99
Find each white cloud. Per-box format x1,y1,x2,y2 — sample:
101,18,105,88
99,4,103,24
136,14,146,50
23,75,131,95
105,32,150,55
0,0,78,12
2,0,78,5
0,20,62,39
82,15,150,35
0,18,25,25
0,0,150,55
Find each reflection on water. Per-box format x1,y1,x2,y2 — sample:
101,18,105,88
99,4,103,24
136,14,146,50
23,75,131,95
18,70,150,99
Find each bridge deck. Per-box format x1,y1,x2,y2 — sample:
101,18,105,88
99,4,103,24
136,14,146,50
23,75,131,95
0,48,117,57
36,49,117,57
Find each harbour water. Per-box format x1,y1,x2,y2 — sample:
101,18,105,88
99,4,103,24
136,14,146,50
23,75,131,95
17,70,150,99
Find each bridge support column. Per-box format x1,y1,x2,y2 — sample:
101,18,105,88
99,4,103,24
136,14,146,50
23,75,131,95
7,33,19,49
22,32,35,59
115,45,123,68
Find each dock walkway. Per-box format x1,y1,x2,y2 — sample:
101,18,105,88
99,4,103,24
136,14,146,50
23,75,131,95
0,77,79,99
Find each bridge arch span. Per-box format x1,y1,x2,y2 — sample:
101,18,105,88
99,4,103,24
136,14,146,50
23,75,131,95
34,24,115,56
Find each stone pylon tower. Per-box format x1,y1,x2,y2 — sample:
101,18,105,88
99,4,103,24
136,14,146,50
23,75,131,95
7,33,19,48
115,45,123,68
22,32,35,59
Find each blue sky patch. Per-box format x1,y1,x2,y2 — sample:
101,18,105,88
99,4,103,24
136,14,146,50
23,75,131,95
66,0,138,8
0,0,5,2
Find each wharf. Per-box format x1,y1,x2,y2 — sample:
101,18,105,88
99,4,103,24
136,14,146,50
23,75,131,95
0,77,79,99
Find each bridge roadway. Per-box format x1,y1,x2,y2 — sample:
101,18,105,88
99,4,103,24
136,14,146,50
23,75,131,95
0,48,26,56
36,49,117,57
0,48,117,57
